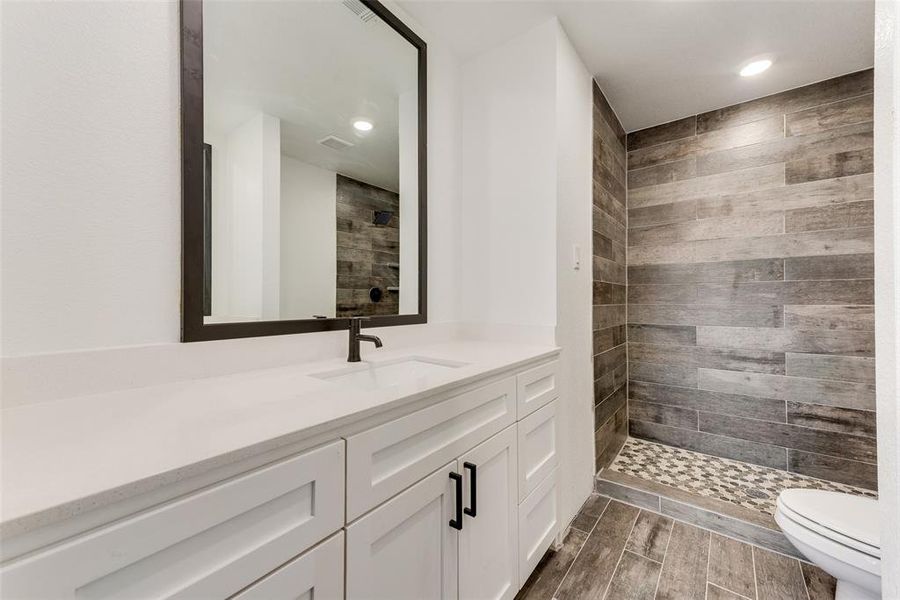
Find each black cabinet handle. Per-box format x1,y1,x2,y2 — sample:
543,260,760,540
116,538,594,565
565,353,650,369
463,462,477,517
449,472,463,530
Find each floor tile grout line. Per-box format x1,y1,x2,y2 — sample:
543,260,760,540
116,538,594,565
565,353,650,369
627,517,672,564
706,533,760,600
600,508,642,600
651,511,674,600
708,581,755,600
704,531,712,600
623,548,664,565
751,546,760,600
798,558,812,600
568,520,596,535
549,497,611,600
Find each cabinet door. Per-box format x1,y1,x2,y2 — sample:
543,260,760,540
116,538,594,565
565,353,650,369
231,532,344,600
346,462,459,600
517,467,559,588
458,426,518,600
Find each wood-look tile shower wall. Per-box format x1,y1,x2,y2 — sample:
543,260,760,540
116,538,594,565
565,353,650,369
592,83,629,471
335,174,400,317
624,70,877,490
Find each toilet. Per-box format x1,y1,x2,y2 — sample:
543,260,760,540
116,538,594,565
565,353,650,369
775,489,880,600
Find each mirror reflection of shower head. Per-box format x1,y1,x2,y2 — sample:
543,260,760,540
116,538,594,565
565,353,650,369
373,210,393,225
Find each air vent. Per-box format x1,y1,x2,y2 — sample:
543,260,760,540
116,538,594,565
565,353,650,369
317,135,355,151
342,0,377,22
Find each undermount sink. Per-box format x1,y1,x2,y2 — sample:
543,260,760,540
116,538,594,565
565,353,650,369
310,356,468,391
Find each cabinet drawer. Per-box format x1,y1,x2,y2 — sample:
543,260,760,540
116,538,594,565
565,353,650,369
346,377,517,521
232,531,344,600
517,467,559,588
0,440,344,599
516,360,558,418
517,399,558,502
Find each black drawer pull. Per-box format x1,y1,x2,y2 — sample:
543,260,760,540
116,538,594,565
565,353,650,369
463,462,477,517
449,472,463,530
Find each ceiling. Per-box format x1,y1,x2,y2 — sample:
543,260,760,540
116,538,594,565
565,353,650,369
203,1,418,191
399,0,875,132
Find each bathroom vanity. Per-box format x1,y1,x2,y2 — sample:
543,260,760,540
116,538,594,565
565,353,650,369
3,2,562,597
0,343,561,599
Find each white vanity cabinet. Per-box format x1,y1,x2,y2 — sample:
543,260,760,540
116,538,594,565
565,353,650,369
0,440,345,599
346,360,559,600
344,377,517,522
1,356,561,600
345,421,528,600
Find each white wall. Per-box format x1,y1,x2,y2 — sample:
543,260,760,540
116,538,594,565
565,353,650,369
2,0,181,355
220,113,281,321
460,18,594,529
1,0,463,398
874,0,900,592
460,19,558,329
553,23,595,532
280,156,336,320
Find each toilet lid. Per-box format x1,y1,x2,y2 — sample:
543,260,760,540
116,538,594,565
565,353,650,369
778,489,879,552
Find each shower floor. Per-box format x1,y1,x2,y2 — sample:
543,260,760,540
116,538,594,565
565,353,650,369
607,438,876,517
595,438,876,556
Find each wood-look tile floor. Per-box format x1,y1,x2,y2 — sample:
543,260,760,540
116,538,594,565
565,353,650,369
516,495,836,600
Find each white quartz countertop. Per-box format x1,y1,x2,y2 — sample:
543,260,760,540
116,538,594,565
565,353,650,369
1,341,558,536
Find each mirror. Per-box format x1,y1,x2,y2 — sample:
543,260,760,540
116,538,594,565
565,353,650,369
180,0,426,341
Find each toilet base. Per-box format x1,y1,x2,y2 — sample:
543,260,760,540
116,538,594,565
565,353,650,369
836,579,879,600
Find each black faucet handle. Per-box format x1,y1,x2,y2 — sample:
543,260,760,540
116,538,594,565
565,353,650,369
348,316,369,337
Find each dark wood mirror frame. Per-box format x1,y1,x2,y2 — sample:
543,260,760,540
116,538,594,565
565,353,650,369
180,0,427,342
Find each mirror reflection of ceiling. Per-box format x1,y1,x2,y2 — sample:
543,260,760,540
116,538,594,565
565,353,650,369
203,0,417,192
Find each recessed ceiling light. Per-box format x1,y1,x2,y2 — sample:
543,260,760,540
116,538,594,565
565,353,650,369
740,59,772,77
353,120,374,132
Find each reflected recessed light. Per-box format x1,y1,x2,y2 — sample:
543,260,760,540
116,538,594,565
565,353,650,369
353,120,374,132
740,59,772,77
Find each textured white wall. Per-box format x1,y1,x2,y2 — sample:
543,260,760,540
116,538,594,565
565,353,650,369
2,1,182,355
553,22,595,531
460,19,559,329
459,18,595,529
874,0,900,592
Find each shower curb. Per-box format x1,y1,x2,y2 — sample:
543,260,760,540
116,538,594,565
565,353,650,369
594,469,804,559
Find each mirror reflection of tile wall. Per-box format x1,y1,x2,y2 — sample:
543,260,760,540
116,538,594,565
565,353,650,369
336,175,400,317
201,0,419,326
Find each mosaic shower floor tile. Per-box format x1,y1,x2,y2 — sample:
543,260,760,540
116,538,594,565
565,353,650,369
608,438,876,516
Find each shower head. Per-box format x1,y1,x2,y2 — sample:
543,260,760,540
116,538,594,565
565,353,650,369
373,210,393,225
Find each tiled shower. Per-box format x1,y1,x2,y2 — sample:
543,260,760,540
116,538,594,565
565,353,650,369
592,70,877,498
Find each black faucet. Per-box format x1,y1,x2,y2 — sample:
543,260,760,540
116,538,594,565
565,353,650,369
347,316,383,362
